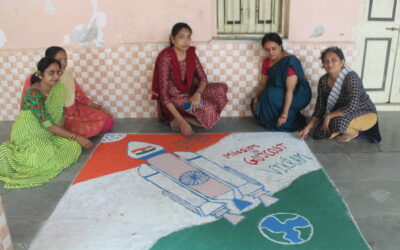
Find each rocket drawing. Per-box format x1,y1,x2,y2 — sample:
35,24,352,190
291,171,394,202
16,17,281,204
127,141,279,225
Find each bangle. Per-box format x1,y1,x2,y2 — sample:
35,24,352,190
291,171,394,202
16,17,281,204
69,132,77,140
195,91,202,95
280,114,288,118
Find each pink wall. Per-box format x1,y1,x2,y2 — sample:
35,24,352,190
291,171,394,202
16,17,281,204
0,0,95,49
0,0,214,49
113,0,213,43
0,0,364,49
288,0,363,42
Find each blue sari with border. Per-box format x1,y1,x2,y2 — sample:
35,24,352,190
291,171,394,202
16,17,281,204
253,55,311,131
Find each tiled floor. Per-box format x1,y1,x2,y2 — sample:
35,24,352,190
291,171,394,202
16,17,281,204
1,112,399,250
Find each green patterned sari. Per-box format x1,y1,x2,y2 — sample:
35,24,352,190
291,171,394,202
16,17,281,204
0,83,82,189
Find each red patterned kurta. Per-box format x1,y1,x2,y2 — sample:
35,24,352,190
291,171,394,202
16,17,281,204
157,52,228,129
63,80,112,137
21,75,113,137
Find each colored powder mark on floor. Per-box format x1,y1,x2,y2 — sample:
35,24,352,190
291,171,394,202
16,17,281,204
151,169,369,250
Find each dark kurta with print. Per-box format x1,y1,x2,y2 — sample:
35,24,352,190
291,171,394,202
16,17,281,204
157,51,228,129
311,71,377,139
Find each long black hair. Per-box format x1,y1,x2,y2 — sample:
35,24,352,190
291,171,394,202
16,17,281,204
169,22,192,47
45,46,66,58
30,57,61,84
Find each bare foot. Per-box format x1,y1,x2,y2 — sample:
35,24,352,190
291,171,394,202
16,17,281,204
169,119,180,131
336,133,358,142
184,117,202,127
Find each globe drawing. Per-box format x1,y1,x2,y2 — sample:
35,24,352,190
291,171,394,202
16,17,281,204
258,212,313,245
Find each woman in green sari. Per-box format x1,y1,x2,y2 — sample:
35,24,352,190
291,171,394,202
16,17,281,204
0,57,92,189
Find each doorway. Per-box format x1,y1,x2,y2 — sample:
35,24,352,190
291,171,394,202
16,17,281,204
355,0,400,103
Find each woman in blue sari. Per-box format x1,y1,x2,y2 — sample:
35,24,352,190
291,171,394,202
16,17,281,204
251,33,311,131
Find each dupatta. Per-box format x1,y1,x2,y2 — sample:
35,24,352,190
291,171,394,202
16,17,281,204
325,66,352,114
59,70,76,108
151,46,196,100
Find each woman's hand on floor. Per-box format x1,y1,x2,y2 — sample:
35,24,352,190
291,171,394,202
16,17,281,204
299,127,311,139
179,119,194,136
76,135,93,148
277,115,288,127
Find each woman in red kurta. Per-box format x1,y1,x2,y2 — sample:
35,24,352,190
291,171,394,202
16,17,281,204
21,47,113,138
152,23,228,136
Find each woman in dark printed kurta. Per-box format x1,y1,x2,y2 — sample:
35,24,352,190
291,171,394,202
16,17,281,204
152,23,228,136
156,50,228,129
299,47,381,143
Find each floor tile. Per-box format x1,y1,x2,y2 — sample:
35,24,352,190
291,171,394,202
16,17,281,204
376,112,400,131
305,137,380,153
2,182,70,220
333,179,400,218
349,152,400,180
229,117,266,132
7,218,40,250
136,118,176,134
112,118,142,133
314,153,363,181
0,121,13,136
355,215,400,250
377,129,400,152
0,134,10,144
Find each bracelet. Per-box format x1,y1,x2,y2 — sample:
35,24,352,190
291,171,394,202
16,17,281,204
195,90,202,95
69,132,77,140
280,114,288,118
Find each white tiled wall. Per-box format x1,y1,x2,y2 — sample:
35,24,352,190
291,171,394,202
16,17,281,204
0,41,354,121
